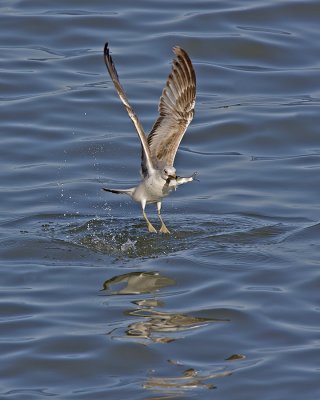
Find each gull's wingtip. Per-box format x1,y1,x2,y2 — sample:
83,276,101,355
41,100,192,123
104,42,109,55
172,45,187,58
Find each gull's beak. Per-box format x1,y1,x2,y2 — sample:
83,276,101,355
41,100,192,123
168,173,177,179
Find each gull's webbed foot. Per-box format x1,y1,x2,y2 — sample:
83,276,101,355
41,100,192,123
159,223,170,234
147,221,157,233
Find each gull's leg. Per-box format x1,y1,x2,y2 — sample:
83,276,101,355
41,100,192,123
157,202,170,234
141,200,157,233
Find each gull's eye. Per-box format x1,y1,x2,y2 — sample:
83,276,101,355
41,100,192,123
164,169,168,175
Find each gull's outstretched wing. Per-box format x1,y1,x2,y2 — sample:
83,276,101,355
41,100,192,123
104,43,154,176
147,46,196,168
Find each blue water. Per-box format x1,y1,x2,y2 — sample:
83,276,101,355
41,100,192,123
1,1,320,399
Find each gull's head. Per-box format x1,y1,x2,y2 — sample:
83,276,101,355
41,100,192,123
161,166,176,181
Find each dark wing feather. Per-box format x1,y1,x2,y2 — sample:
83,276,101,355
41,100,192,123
104,43,154,177
147,46,196,167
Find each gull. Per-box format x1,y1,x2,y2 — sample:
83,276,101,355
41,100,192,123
102,43,197,233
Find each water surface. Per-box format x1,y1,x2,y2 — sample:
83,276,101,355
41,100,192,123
1,0,320,399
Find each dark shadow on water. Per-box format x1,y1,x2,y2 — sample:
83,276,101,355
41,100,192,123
61,212,300,261
63,215,202,259
1,212,311,262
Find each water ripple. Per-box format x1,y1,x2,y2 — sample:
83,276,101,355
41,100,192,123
1,0,320,398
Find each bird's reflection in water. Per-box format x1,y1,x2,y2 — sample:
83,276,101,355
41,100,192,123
101,271,227,343
101,271,243,395
102,271,175,295
126,302,216,344
144,364,232,392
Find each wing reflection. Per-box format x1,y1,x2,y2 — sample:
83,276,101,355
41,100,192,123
101,271,175,295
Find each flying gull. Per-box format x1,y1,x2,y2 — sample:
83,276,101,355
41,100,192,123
103,43,197,233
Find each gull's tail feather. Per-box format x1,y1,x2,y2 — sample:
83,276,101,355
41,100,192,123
102,187,135,197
